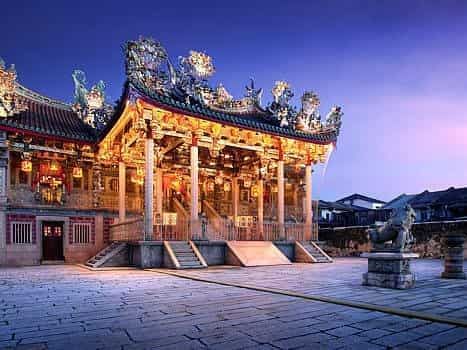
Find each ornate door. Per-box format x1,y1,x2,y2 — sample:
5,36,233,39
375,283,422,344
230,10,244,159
42,221,64,260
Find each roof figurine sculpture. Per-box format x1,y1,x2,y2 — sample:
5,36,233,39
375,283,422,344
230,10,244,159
72,70,112,131
0,57,28,117
123,37,343,142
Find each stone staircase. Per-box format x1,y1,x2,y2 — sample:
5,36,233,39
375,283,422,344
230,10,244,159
301,241,333,263
85,242,127,268
165,241,207,269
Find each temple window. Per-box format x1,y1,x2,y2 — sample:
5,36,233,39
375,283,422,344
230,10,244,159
72,222,91,244
11,222,33,244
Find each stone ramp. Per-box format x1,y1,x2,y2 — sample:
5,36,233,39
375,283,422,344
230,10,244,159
226,241,291,267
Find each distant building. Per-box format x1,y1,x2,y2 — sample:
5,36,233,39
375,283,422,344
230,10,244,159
385,187,467,222
316,193,387,227
336,193,386,210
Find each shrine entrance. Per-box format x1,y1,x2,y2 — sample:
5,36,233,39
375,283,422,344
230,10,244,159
42,221,64,261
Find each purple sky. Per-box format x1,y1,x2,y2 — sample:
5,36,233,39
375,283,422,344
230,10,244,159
2,0,466,201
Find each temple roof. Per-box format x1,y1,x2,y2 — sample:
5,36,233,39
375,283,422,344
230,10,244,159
0,84,97,143
123,81,339,144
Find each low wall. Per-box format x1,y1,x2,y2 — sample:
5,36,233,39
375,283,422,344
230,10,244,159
319,220,467,259
273,241,295,261
194,240,226,265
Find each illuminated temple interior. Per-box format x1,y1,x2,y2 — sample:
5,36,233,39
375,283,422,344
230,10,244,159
0,38,342,267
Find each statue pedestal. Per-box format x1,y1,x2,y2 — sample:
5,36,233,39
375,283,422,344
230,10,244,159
361,252,419,289
441,233,466,279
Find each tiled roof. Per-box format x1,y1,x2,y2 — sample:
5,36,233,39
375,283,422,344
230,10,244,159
408,189,450,207
382,194,416,210
128,82,338,144
0,85,97,143
336,193,386,205
435,187,467,206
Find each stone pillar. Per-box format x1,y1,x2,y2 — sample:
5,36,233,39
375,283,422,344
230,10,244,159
144,136,154,240
305,163,313,241
92,159,103,208
190,135,199,238
118,161,126,223
0,132,8,264
155,168,163,218
277,159,285,238
441,233,466,279
232,177,239,226
257,179,264,236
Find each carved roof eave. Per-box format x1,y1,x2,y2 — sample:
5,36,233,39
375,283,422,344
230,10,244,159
119,81,338,145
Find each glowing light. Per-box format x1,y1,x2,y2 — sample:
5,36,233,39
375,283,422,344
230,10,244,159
72,167,83,178
50,160,59,172
21,160,32,172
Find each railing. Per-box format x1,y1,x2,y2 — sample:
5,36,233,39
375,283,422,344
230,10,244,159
204,220,314,242
109,218,144,242
154,219,191,241
109,216,318,243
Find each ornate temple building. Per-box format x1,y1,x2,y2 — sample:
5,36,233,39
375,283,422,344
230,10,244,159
0,38,342,267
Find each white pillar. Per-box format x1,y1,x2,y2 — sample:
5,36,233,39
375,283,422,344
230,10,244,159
118,161,126,223
277,159,285,237
190,138,199,237
232,177,239,226
305,163,313,241
144,137,154,240
155,168,163,218
257,179,264,234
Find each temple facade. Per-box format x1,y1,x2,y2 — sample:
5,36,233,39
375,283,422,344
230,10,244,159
0,38,342,266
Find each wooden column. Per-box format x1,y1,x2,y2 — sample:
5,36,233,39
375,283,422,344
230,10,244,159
232,177,239,226
144,122,154,240
277,158,285,238
118,161,126,223
190,135,199,238
305,162,313,241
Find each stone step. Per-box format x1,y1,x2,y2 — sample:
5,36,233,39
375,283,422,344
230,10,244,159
179,261,203,267
177,256,199,262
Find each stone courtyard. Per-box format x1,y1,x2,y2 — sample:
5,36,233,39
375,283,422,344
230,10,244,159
0,258,466,350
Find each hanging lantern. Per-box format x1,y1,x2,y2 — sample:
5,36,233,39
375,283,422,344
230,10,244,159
21,160,32,172
243,178,251,188
72,166,83,178
223,182,231,192
50,160,59,172
215,176,223,185
251,184,259,197
136,167,144,177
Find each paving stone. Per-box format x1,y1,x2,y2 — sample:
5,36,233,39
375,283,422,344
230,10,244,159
0,260,466,350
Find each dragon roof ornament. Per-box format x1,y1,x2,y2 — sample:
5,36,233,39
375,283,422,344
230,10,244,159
0,57,28,117
72,70,112,131
124,37,343,135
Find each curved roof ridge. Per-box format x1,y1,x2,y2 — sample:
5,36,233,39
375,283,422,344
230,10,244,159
15,84,73,111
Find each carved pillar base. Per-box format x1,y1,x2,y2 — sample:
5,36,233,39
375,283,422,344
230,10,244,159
361,252,419,289
441,233,466,279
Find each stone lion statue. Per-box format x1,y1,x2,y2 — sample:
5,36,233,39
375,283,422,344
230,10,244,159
368,205,416,252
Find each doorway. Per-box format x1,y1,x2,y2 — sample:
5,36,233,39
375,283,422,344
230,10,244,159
42,221,64,261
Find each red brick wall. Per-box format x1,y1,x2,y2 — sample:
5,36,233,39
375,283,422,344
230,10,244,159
103,217,114,243
69,217,95,244
6,214,36,244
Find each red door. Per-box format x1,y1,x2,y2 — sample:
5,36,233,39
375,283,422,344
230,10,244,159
42,222,64,260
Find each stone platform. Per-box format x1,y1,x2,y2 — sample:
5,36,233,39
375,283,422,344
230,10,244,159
361,252,419,289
